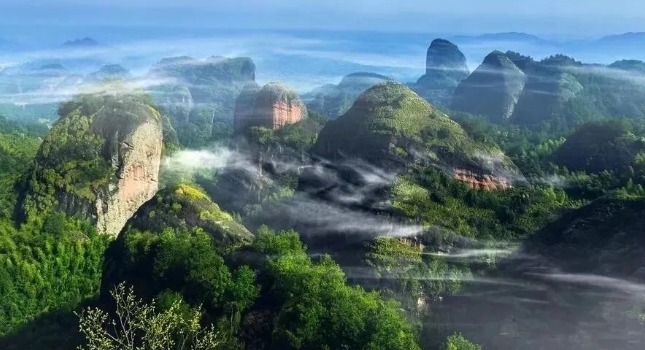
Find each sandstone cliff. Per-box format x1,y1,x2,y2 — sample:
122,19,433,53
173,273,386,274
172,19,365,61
451,51,527,122
233,82,307,132
21,93,163,236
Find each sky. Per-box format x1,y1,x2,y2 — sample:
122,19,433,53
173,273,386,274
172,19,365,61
1,0,643,38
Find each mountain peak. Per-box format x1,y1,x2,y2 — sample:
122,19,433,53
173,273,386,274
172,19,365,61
61,37,100,47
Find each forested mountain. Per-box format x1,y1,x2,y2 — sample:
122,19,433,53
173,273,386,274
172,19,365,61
4,29,645,350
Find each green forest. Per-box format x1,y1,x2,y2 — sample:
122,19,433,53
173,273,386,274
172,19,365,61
2,35,645,350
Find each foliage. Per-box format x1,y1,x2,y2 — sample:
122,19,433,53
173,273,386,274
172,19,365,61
77,283,224,350
251,229,422,350
0,214,109,337
443,333,482,350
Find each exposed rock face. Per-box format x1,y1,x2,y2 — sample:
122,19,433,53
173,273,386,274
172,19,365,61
22,93,163,236
452,168,512,191
304,72,392,119
95,119,161,235
451,51,527,122
412,39,470,105
234,82,307,132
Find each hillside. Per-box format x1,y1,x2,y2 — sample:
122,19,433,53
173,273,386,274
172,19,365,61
451,51,526,122
553,121,645,173
304,72,392,119
312,82,520,188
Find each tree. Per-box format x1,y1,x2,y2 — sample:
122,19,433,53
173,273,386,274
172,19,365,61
76,283,223,350
443,333,482,350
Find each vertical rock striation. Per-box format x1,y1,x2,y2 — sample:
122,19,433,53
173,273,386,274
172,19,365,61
233,82,307,132
21,92,163,236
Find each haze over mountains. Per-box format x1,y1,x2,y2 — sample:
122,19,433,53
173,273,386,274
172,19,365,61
5,17,645,350
2,30,645,93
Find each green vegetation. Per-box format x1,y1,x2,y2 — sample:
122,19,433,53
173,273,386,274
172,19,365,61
77,283,224,350
123,184,253,246
305,72,392,119
0,214,109,338
7,46,645,350
312,82,513,173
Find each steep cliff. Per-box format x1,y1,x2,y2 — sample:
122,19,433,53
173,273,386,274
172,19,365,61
234,82,307,132
21,93,163,236
412,39,470,106
451,51,527,122
304,72,392,119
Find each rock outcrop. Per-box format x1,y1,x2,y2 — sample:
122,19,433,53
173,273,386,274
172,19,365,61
21,93,163,236
451,51,527,122
412,39,470,105
452,168,512,191
233,82,307,132
304,72,392,119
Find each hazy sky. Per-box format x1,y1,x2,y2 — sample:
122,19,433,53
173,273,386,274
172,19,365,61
1,0,643,37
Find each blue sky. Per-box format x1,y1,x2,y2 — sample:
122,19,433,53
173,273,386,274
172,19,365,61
1,0,643,37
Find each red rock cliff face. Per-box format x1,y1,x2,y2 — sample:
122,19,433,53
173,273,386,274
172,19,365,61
234,82,306,132
452,168,511,191
270,100,305,129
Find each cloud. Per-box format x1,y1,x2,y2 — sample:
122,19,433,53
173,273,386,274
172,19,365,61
162,148,234,173
0,77,172,105
276,195,424,238
529,273,645,298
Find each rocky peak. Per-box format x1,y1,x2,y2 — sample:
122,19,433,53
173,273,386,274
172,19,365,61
234,82,307,132
62,37,100,48
412,38,469,106
425,39,469,75
451,50,527,122
22,92,163,236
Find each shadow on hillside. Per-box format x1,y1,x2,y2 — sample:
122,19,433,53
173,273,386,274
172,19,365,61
0,302,96,350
